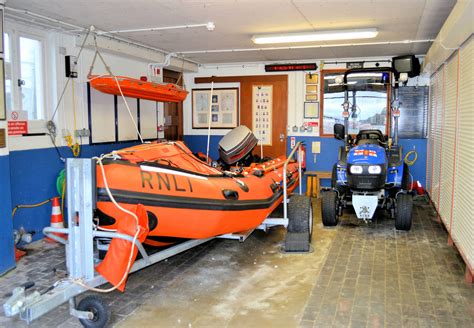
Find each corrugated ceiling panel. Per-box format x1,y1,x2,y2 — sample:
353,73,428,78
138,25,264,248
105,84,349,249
430,67,444,210
439,53,459,228
452,37,474,269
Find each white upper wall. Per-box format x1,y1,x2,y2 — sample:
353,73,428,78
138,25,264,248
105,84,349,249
5,19,165,151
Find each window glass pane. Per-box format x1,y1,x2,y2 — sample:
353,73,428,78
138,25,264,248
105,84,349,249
322,73,388,135
20,37,44,120
4,33,10,63
3,33,13,114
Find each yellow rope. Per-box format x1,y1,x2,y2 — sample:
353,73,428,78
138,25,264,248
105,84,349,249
61,178,66,215
404,149,418,166
12,199,51,218
64,81,81,157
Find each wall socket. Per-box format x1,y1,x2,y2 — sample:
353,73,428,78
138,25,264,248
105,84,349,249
75,129,91,137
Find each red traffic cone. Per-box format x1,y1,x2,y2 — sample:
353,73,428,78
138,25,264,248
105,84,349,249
46,197,67,243
14,246,26,261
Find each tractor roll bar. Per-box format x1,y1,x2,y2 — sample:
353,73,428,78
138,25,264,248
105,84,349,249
343,66,400,86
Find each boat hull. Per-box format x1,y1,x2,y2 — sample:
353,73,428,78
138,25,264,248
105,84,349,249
95,143,300,241
89,75,188,103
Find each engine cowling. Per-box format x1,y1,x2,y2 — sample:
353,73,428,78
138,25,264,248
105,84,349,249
346,144,387,190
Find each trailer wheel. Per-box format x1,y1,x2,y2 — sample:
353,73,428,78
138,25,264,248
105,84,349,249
395,194,413,231
287,195,313,238
321,190,339,226
285,195,312,252
77,295,109,328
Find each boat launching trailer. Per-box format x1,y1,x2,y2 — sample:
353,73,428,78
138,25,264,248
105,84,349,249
3,143,312,327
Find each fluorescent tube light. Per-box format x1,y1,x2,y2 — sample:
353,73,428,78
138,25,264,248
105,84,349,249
252,28,378,44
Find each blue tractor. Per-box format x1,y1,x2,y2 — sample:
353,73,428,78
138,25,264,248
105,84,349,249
321,66,413,230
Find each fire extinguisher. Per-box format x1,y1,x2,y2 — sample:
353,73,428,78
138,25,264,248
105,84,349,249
298,144,307,169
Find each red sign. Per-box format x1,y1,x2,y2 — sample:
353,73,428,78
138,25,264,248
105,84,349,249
8,121,28,135
354,149,377,157
265,63,317,72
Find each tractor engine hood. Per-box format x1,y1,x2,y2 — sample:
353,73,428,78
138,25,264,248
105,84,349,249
347,144,387,166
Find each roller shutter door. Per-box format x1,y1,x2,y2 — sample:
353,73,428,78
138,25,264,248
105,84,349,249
439,53,459,228
452,37,474,269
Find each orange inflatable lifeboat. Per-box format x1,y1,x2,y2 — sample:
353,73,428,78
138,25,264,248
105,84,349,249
95,137,300,246
89,75,188,103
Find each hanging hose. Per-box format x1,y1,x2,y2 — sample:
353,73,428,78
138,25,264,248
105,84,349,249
12,199,52,219
404,149,418,166
56,169,67,214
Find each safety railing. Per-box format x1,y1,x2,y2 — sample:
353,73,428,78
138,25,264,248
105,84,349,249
282,141,303,220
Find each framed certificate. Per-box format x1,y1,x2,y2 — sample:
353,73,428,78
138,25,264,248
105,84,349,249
192,88,239,129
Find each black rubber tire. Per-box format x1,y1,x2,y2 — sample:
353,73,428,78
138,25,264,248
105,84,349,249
321,190,339,226
77,295,110,328
287,195,313,239
395,193,413,231
331,164,337,188
401,163,411,191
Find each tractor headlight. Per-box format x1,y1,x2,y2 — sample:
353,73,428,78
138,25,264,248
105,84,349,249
368,165,382,174
350,165,363,174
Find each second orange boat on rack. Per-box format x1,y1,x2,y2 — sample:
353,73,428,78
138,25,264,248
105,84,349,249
89,75,188,103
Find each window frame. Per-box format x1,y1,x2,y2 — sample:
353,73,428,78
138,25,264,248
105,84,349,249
319,69,392,137
4,24,49,127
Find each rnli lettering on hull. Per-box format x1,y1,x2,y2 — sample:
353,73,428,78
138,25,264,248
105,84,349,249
140,171,193,193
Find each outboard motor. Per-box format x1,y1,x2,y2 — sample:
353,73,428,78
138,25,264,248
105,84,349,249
218,125,258,165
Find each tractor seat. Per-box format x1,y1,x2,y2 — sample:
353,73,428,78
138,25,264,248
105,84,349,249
355,129,385,146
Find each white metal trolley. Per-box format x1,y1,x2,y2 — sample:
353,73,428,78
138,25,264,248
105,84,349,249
3,142,311,327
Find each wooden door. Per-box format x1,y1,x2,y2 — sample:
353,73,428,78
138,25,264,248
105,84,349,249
194,75,288,158
240,77,288,158
163,69,183,140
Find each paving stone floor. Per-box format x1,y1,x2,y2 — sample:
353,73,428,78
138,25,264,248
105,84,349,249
0,197,472,327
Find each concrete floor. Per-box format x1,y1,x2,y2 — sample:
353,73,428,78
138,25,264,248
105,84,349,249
0,198,472,327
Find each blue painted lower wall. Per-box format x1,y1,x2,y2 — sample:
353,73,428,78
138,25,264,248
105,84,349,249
183,135,222,160
5,135,426,252
9,142,140,241
0,154,15,275
183,134,427,193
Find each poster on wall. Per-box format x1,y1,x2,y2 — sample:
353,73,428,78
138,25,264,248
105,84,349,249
192,88,239,129
252,85,273,146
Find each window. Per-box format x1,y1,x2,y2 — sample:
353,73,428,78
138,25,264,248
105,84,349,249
321,71,389,135
4,33,13,114
19,37,44,120
3,31,46,121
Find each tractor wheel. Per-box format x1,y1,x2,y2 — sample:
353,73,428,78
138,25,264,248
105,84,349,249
77,295,110,328
285,195,313,252
395,193,413,231
331,164,337,188
287,195,313,239
321,190,339,226
401,163,411,191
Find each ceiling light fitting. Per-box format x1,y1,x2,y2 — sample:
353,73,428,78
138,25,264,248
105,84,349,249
178,39,434,55
99,22,215,35
252,28,378,44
